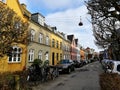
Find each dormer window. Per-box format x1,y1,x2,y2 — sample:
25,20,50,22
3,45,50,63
38,14,45,26
31,13,45,26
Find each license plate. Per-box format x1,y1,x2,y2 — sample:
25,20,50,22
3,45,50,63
59,69,62,71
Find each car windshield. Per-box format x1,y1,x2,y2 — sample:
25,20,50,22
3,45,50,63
59,60,69,64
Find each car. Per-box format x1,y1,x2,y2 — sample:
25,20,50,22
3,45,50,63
57,59,75,74
106,60,120,75
73,60,81,68
101,59,112,72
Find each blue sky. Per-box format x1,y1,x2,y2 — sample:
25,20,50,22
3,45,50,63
19,0,101,52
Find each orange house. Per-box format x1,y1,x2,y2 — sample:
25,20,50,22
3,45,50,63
80,49,85,60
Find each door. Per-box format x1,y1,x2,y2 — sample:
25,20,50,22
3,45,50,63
52,52,55,65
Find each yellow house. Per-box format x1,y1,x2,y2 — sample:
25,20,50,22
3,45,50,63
49,29,63,65
0,0,29,72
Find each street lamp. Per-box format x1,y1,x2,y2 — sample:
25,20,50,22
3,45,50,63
78,16,83,26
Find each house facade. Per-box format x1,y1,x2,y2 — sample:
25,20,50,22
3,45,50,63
0,0,29,72
67,35,77,60
26,13,51,67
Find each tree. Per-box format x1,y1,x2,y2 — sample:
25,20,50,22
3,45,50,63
86,0,120,60
0,2,29,57
86,0,120,21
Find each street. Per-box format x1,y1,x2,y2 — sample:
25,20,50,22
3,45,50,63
33,61,104,90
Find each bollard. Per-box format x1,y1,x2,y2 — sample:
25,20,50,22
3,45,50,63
14,75,20,90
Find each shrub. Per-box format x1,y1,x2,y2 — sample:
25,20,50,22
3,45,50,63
100,73,120,90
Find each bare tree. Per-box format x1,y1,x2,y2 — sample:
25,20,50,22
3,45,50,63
0,2,29,57
86,0,120,60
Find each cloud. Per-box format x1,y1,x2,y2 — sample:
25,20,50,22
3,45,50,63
20,0,85,13
41,0,85,11
46,5,100,52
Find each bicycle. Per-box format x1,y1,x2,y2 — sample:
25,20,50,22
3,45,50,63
50,65,59,80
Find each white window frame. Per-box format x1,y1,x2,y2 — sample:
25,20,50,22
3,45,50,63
46,36,49,45
28,49,34,62
30,29,35,41
38,50,42,60
8,46,22,63
39,33,43,43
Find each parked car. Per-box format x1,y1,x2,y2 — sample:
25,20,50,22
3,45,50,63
101,59,111,72
106,60,120,75
73,60,81,68
57,59,75,74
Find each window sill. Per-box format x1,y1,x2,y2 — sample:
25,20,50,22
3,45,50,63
8,62,21,64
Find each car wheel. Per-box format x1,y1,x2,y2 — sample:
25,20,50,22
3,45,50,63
68,68,71,74
73,67,75,71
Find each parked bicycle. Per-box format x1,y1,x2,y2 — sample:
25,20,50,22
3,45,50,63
26,59,43,85
26,59,59,85
50,65,59,80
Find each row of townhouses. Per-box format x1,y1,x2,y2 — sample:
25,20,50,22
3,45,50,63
0,0,93,72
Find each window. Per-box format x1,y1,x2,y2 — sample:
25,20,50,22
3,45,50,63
117,65,120,72
39,33,43,43
38,15,44,26
60,42,62,49
38,50,42,60
30,29,35,41
45,51,49,60
56,41,59,48
60,53,62,60
28,49,34,62
46,36,49,45
56,53,59,61
52,39,55,47
8,46,22,63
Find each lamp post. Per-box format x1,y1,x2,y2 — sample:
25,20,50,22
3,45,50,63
78,16,83,26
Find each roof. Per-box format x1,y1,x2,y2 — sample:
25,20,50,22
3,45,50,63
32,13,45,18
67,35,74,42
21,3,31,19
75,39,78,45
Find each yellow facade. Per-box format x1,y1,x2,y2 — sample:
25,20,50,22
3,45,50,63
50,32,63,65
0,44,27,72
0,0,28,72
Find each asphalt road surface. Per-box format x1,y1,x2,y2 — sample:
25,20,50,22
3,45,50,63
33,61,103,90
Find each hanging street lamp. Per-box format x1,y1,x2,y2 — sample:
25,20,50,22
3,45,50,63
78,16,83,26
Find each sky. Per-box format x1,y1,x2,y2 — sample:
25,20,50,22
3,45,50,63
19,0,101,52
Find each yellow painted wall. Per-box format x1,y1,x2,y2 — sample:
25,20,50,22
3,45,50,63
6,0,24,19
50,33,63,65
0,44,27,72
0,0,28,72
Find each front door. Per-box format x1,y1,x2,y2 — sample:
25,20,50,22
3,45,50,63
52,52,55,65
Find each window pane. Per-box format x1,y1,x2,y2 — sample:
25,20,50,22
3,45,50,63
13,57,16,61
18,58,20,61
9,56,12,62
